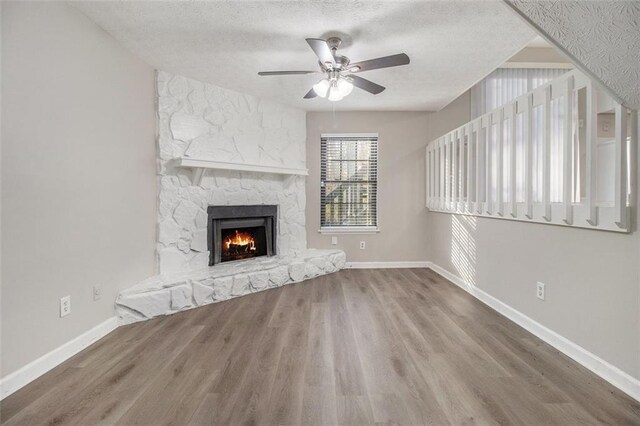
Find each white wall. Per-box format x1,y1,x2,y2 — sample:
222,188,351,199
1,2,157,377
156,71,307,273
507,46,571,65
428,92,640,381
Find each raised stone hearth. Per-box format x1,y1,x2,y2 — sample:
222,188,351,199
116,249,346,324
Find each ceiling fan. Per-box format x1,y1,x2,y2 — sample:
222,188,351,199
258,37,410,102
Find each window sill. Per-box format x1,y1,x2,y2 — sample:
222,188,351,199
318,226,380,234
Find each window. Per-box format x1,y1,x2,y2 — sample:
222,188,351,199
472,68,570,204
471,68,568,118
320,134,378,232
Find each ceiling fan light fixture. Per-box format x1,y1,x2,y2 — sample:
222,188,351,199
337,78,354,97
327,83,344,102
313,79,331,98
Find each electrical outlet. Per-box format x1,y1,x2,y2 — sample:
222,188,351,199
536,282,545,301
331,236,338,245
359,241,366,250
60,296,71,317
93,285,102,301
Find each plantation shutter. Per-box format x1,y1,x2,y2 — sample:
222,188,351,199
320,135,378,228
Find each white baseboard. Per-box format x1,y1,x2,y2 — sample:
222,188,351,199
428,262,640,403
0,316,119,400
345,261,430,269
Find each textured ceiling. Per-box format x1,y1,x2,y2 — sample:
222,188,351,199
506,0,640,110
74,0,535,112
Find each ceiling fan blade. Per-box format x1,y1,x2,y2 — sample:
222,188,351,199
349,53,410,73
258,71,318,76
350,75,385,95
306,38,335,67
303,88,317,99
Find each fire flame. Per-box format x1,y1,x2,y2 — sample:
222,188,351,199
224,230,256,251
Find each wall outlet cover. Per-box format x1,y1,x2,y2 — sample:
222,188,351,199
359,241,366,250
536,282,545,301
60,296,71,317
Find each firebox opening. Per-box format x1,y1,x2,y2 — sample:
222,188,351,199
221,226,267,263
208,205,277,266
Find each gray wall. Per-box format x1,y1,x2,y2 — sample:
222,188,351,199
306,111,431,263
1,2,157,377
428,94,640,380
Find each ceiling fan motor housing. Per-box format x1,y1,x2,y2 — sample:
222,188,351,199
322,55,350,71
321,37,350,71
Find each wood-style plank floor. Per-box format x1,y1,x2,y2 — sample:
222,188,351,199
2,268,639,425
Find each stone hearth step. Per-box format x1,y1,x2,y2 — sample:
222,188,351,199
116,249,346,324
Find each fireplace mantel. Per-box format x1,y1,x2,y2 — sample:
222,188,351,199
175,157,308,185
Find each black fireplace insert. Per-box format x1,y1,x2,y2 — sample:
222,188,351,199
207,205,277,265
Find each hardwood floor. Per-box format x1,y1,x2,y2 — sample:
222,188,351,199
2,268,639,425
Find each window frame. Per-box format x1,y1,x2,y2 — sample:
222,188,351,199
319,133,380,234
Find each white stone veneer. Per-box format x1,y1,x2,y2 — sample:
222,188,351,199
156,71,307,273
115,72,345,325
116,249,346,324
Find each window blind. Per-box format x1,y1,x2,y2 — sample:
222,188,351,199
471,68,569,202
471,68,568,118
320,136,378,228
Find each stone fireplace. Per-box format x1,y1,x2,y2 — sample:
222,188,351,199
155,71,307,274
208,205,277,265
114,71,346,325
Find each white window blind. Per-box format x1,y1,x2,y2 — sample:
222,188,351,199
320,135,378,229
472,68,568,203
427,69,635,233
471,68,568,118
